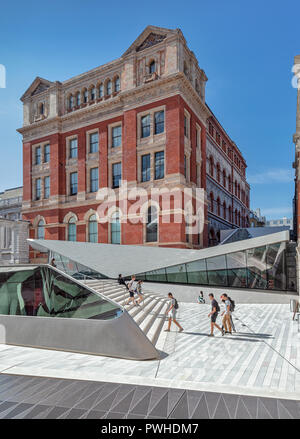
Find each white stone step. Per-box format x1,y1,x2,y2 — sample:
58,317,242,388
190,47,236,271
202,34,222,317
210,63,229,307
148,301,169,346
84,279,169,347
140,300,167,336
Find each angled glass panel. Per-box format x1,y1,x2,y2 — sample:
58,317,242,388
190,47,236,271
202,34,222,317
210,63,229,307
226,251,247,288
186,259,208,285
0,266,119,320
166,264,187,283
50,251,106,280
246,245,267,289
206,255,228,286
145,268,167,282
266,243,286,290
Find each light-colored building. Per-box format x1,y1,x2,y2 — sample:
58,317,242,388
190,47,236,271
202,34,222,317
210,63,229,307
266,217,293,230
0,186,23,220
0,218,29,264
249,208,266,228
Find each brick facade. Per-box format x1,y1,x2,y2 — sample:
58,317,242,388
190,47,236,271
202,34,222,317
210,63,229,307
18,26,249,261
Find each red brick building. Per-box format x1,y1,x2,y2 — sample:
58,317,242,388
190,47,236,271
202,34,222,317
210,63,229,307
18,26,249,261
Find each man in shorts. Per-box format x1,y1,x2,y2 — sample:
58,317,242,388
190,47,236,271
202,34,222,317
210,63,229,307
125,275,137,306
221,293,232,335
165,293,183,332
208,293,224,337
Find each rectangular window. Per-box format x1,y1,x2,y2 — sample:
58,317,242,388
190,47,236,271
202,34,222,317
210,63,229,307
184,155,187,178
89,132,98,153
35,178,41,200
184,115,188,137
35,146,41,165
112,126,122,147
44,144,50,163
154,111,164,135
141,114,150,138
44,176,50,199
90,168,99,192
155,151,164,180
141,154,151,182
70,172,78,195
112,163,121,188
69,138,78,159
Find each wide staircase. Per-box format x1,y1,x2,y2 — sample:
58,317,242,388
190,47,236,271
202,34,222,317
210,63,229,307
84,279,169,348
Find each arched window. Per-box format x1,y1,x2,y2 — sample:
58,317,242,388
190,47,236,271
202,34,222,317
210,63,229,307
235,209,238,225
99,83,104,98
209,156,214,176
216,163,220,183
106,80,112,95
37,219,45,239
223,170,226,188
114,76,120,92
223,201,226,220
111,211,120,244
235,180,237,196
149,60,156,74
209,192,214,213
229,206,232,222
69,95,74,109
90,87,96,101
76,92,81,106
39,103,44,115
217,197,221,216
68,217,76,241
146,206,158,242
88,214,98,243
83,89,88,103
195,79,199,93
228,176,231,192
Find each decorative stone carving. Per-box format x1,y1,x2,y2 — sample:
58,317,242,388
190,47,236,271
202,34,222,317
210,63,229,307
136,33,166,52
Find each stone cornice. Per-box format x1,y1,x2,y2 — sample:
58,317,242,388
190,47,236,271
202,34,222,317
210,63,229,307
18,73,210,142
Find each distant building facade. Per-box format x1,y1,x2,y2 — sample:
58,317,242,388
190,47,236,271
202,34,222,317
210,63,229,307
266,217,293,230
18,26,250,261
249,208,266,228
206,111,250,246
0,218,29,264
0,187,23,220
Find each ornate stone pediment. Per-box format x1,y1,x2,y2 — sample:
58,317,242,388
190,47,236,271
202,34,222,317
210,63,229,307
136,33,166,52
31,82,50,96
122,25,177,57
20,77,54,101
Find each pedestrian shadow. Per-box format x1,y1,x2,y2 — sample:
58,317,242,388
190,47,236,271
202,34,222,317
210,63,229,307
182,332,268,342
233,332,274,339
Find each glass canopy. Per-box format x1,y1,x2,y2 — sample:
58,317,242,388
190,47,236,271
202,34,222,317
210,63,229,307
135,241,295,292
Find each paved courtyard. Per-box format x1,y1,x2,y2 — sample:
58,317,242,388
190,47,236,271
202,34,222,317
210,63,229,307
0,303,299,404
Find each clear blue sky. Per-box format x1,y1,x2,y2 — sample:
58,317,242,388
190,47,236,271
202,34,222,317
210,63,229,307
0,0,298,220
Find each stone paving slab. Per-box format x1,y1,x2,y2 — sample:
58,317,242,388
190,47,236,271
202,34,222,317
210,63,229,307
0,304,299,401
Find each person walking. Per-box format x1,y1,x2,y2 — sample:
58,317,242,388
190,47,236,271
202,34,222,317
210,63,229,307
198,291,205,304
228,296,236,332
165,293,183,332
208,293,224,336
135,280,144,306
118,274,128,289
126,275,137,306
221,293,232,335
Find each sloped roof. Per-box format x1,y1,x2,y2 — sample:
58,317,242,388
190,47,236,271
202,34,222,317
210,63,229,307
28,230,289,278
